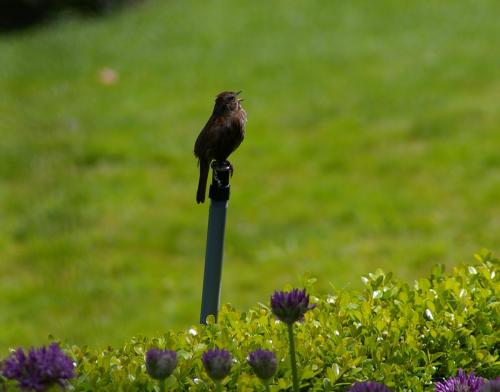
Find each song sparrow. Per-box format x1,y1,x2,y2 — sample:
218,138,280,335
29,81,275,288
194,91,247,203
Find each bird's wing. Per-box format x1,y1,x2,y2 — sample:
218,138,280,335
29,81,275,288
194,115,216,159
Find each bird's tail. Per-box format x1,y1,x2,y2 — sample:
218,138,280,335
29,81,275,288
196,159,210,203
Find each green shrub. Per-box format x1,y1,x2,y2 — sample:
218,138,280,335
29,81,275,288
2,251,498,391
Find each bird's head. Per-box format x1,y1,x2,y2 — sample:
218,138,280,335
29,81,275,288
214,91,243,113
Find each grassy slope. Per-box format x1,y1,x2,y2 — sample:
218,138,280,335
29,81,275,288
0,0,499,352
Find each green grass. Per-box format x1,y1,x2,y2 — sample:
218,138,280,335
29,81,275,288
1,0,499,353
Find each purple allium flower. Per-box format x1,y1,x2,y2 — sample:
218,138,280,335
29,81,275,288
145,348,177,380
270,288,316,325
247,349,277,381
348,381,392,392
202,349,232,381
435,369,487,392
1,343,75,391
479,379,500,392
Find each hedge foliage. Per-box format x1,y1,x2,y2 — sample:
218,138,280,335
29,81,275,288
2,251,499,391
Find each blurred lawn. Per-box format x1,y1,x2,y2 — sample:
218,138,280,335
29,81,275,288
1,0,499,353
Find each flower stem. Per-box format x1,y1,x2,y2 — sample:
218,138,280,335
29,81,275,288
287,323,299,392
216,381,223,392
159,379,166,392
264,380,271,392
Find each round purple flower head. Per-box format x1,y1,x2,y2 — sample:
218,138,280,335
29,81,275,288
479,379,500,392
202,348,232,381
1,343,75,391
270,288,316,325
247,349,277,381
348,381,392,392
435,369,487,392
145,348,177,380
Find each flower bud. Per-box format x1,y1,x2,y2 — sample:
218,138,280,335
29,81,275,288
1,343,75,391
145,349,177,380
435,369,487,392
202,349,232,381
270,288,316,325
247,349,277,381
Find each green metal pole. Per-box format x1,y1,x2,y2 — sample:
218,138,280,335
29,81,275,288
200,161,232,324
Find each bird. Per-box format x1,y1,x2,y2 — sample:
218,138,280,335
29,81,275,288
194,91,247,203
